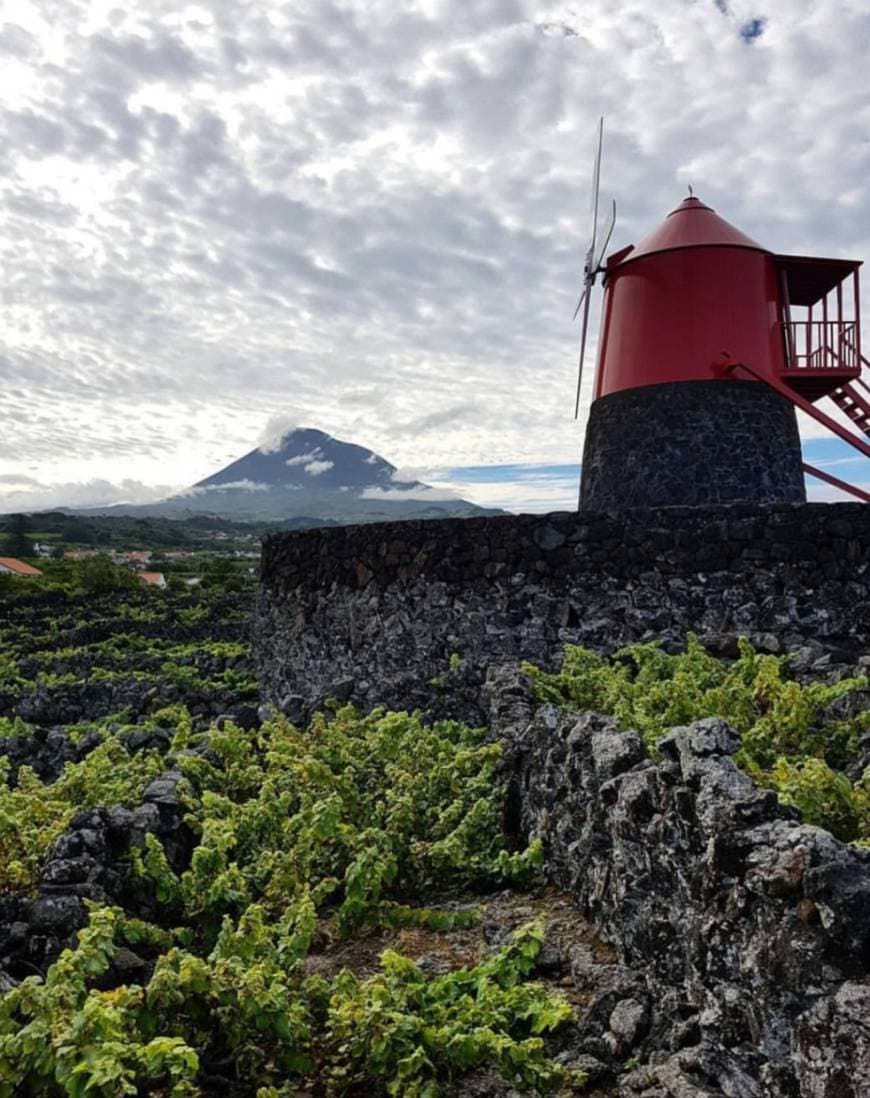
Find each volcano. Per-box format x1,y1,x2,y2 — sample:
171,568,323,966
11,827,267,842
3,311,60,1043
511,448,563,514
91,428,497,525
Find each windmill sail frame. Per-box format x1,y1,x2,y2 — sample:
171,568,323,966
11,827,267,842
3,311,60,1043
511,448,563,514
573,117,616,419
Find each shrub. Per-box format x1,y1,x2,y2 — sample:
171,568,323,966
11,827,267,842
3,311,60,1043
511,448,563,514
75,556,139,595
524,636,870,841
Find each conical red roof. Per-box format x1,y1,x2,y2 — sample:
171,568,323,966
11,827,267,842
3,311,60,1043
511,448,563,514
620,196,767,265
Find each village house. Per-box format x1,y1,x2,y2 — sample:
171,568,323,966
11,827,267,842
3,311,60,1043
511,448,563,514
138,571,166,589
0,558,42,577
118,550,151,568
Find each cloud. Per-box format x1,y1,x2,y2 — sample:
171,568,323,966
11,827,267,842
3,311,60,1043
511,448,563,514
392,404,482,439
390,466,429,483
535,22,579,39
208,479,269,492
443,463,580,512
0,478,179,514
303,459,334,476
0,473,41,486
0,0,868,505
258,415,303,454
182,479,269,496
286,448,322,466
360,484,460,502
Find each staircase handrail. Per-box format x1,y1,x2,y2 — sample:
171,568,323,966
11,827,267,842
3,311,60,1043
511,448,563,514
837,331,870,386
823,344,870,422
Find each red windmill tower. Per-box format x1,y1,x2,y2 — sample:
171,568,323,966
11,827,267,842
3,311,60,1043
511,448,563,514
573,125,870,508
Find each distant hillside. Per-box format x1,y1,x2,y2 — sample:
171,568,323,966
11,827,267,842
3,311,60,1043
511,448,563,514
76,428,499,524
0,510,280,553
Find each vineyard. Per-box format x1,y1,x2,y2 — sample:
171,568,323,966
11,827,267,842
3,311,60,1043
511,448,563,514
0,589,596,1097
0,587,868,1096
524,635,870,843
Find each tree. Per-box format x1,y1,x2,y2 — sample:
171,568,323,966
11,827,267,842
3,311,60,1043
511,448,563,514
6,514,31,558
75,555,138,595
61,518,98,545
201,557,242,592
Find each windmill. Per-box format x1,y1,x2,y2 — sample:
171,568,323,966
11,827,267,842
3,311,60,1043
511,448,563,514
574,182,870,509
572,117,616,418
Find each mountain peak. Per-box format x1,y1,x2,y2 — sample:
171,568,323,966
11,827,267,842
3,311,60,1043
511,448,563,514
195,427,403,493
77,424,500,525
259,426,331,455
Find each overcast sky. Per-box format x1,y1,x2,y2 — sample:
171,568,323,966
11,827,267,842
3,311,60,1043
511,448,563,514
1,0,869,513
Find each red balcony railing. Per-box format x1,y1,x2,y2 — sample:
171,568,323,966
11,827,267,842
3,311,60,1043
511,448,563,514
783,320,858,370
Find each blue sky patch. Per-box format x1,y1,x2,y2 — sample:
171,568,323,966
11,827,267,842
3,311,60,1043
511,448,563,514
450,463,579,483
739,18,767,42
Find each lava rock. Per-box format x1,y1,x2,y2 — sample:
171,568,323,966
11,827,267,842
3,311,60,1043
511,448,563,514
257,503,870,725
488,669,870,1096
609,997,649,1049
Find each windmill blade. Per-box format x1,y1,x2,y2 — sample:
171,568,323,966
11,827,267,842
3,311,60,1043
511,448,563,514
587,116,604,261
571,116,609,419
571,122,607,322
573,281,593,419
594,198,617,270
571,284,587,322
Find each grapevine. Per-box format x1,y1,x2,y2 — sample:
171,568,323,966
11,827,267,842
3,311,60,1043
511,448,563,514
524,635,870,842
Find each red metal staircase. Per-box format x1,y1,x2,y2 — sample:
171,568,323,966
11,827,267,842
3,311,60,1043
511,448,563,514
828,376,870,439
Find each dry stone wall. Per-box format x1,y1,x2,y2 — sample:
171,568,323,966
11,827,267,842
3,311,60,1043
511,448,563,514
486,665,870,1097
256,502,870,1097
257,503,870,724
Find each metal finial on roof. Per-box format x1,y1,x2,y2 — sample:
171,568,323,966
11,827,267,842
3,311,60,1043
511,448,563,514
688,184,693,196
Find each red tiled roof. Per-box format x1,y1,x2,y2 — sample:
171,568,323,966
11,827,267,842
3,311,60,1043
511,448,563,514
0,557,42,576
138,571,165,586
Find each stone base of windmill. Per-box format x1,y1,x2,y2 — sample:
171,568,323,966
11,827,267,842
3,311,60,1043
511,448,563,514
579,379,806,509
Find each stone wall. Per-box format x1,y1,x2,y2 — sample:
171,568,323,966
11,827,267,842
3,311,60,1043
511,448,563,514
580,380,806,509
255,503,870,1096
485,665,870,1097
257,502,870,724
